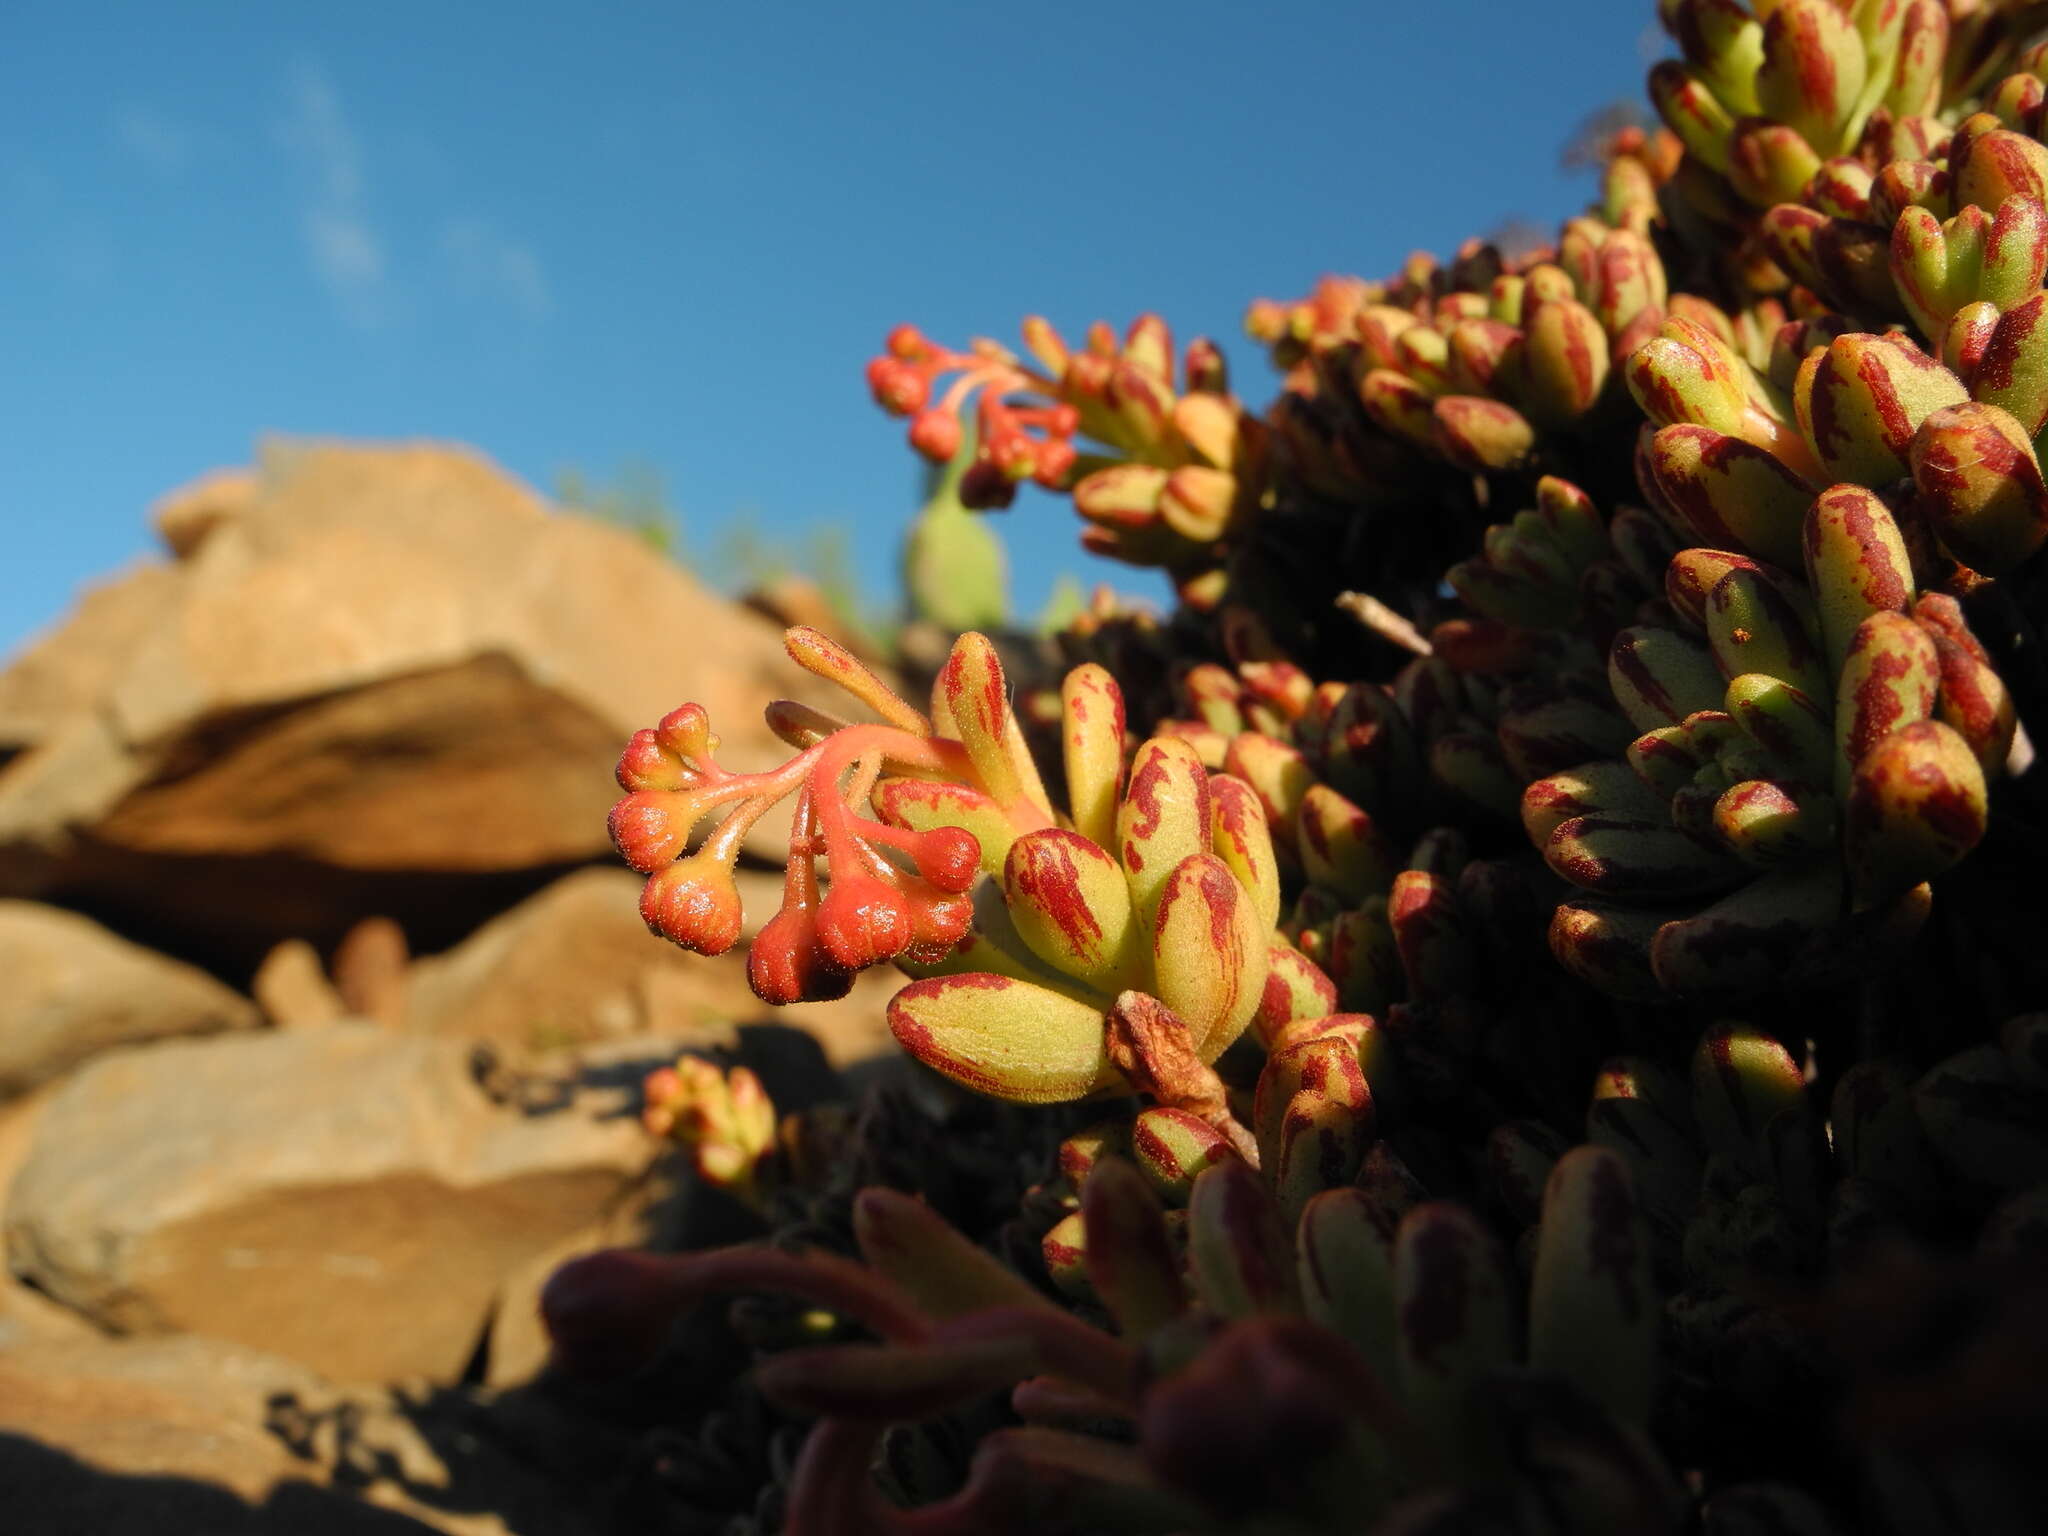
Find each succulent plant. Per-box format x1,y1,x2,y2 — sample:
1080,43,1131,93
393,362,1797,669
566,1,2048,1530
547,1129,1677,1535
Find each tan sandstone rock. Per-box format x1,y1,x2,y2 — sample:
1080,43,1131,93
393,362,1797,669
0,562,182,755
0,439,854,969
334,916,410,1028
0,1331,600,1534
405,867,900,1064
252,938,348,1028
151,465,261,559
4,1023,655,1383
0,900,259,1099
0,1085,98,1347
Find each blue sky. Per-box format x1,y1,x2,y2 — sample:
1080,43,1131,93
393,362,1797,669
2,1,1660,658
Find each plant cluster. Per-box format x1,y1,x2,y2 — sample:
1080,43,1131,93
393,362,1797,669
555,4,2048,1532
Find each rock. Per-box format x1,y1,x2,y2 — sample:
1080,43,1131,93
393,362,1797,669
0,439,858,971
0,1332,340,1506
0,1267,98,1348
5,1023,656,1383
334,917,409,1028
0,1086,97,1347
405,867,900,1064
151,466,260,559
253,938,347,1028
483,1227,613,1391
0,1330,603,1534
0,562,182,755
407,870,714,1052
0,900,260,1099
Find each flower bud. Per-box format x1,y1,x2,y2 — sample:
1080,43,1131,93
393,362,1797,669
607,789,698,873
747,904,854,1005
814,872,913,970
907,408,961,461
640,855,744,955
866,355,928,415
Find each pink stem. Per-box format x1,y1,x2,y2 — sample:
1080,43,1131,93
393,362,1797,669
808,727,976,874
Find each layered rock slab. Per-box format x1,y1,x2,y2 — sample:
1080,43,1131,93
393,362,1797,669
0,440,847,968
0,899,259,1099
4,1023,655,1382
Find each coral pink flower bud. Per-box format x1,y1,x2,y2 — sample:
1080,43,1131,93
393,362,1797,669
640,1065,683,1137
608,790,693,874
903,887,975,963
615,729,683,792
653,702,714,760
640,857,744,955
866,357,928,416
907,408,962,461
815,873,914,970
988,427,1038,479
913,825,982,893
1033,438,1078,489
747,905,854,1004
885,323,928,360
